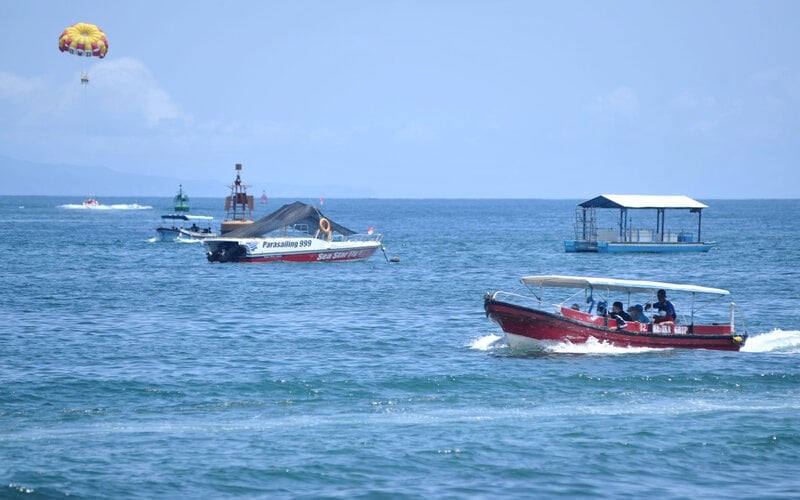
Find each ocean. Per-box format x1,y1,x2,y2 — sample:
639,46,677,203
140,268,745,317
1,196,799,499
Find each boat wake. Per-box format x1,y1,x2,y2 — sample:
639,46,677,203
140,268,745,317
469,333,505,351
175,237,204,244
472,329,800,355
469,334,654,355
59,203,153,210
544,337,655,355
740,329,800,353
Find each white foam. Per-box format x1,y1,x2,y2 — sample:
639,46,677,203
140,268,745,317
468,334,505,351
547,337,656,355
741,329,800,353
470,333,655,355
58,203,153,210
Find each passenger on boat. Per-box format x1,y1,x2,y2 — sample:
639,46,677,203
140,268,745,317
628,304,651,323
611,301,632,322
645,289,676,324
571,303,581,311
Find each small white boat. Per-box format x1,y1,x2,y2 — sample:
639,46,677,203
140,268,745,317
82,198,100,208
204,201,383,263
156,214,217,242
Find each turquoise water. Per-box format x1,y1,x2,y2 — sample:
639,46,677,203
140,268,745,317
2,196,799,498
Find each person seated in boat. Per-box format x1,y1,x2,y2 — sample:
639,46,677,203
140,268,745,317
645,289,676,324
611,301,632,323
191,223,199,232
627,304,651,323
571,303,581,311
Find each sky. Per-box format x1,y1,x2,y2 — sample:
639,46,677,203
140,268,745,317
1,1,798,198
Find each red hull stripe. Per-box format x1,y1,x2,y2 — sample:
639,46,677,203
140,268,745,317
239,247,378,263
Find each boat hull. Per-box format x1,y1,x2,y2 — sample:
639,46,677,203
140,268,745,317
204,236,382,263
484,296,746,351
565,240,714,253
156,227,181,242
156,227,217,242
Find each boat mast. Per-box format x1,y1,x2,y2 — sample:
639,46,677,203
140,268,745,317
225,163,253,222
220,163,255,234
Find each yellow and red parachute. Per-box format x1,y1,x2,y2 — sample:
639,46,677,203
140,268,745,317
58,22,108,59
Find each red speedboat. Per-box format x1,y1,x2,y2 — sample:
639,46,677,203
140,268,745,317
485,275,747,351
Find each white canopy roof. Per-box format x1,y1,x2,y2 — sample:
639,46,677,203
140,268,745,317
161,214,214,221
520,275,729,296
577,195,708,210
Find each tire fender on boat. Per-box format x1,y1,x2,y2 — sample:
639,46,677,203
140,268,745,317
319,218,331,234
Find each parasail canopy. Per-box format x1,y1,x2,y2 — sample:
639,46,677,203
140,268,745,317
58,22,108,58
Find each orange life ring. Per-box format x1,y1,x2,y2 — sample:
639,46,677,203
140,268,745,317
319,218,331,233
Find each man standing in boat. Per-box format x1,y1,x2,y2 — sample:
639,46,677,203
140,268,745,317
646,289,676,324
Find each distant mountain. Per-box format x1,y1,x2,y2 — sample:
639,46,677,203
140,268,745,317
0,155,217,196
0,155,373,198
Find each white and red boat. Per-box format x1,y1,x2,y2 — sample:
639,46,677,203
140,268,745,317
82,198,100,208
204,201,383,263
484,275,747,351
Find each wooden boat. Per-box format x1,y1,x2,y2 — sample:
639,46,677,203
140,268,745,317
564,194,714,252
484,275,747,351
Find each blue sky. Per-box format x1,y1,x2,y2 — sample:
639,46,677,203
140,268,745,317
1,1,798,198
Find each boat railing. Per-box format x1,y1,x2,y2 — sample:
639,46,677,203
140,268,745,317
344,233,382,243
488,290,546,309
287,224,382,243
290,224,312,236
589,228,696,243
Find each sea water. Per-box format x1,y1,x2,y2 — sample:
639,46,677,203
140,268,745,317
1,196,799,498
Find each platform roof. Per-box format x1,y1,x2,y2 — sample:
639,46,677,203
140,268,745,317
577,195,708,210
